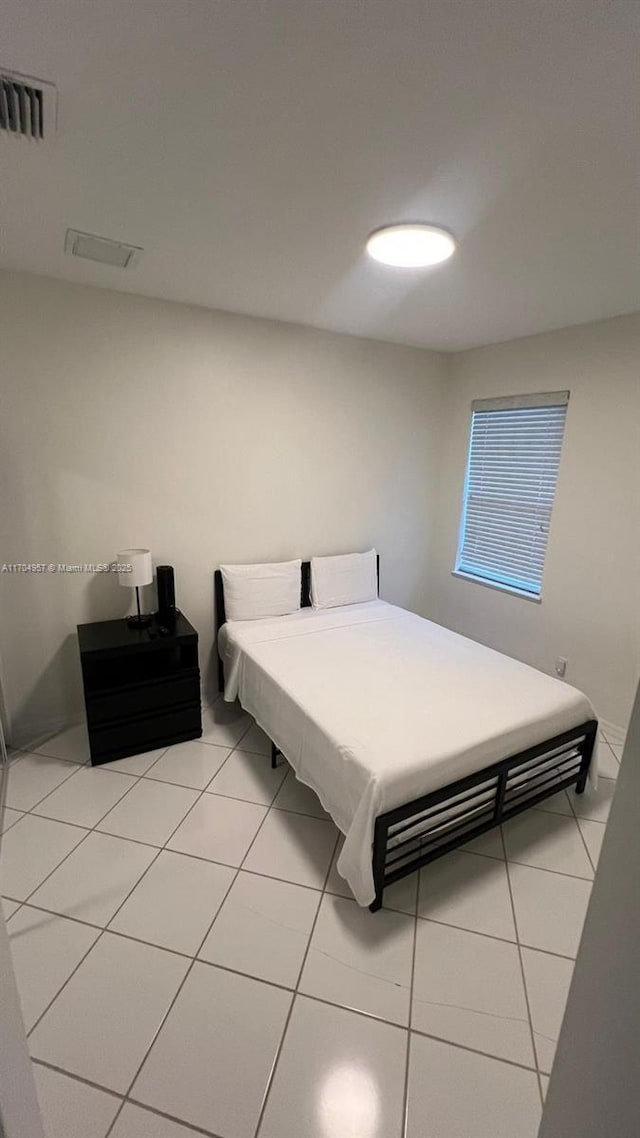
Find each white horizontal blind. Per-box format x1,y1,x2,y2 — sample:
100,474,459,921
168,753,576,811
456,392,568,597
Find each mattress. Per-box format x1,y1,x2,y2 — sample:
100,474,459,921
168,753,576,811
219,600,596,905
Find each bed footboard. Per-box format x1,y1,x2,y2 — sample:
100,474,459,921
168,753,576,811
369,719,598,912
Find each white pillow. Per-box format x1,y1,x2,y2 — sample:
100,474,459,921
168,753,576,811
220,559,301,621
310,549,378,609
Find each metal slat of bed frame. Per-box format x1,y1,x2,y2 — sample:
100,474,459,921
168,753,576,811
213,559,596,913
369,718,597,911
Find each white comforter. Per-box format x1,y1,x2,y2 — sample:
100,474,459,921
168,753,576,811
219,601,595,905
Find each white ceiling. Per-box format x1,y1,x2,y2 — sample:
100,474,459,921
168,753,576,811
1,0,638,351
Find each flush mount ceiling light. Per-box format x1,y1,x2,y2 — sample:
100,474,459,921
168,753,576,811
366,223,457,268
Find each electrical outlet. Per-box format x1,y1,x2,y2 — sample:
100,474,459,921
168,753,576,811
555,657,568,678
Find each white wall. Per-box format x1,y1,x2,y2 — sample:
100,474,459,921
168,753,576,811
430,315,640,730
540,681,640,1137
1,272,637,744
0,272,446,745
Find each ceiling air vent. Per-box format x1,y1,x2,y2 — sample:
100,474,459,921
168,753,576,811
0,67,57,140
64,229,143,269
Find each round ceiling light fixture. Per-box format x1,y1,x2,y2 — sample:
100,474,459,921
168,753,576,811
366,222,457,268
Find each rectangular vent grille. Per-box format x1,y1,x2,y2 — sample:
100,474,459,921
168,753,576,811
64,229,143,269
0,69,56,140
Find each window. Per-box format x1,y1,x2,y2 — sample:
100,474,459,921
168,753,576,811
455,391,568,599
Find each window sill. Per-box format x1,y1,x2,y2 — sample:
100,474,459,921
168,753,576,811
451,570,542,604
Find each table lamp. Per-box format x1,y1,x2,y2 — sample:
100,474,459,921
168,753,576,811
117,548,153,628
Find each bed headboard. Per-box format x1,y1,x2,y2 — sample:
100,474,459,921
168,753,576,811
214,555,379,634
214,555,379,692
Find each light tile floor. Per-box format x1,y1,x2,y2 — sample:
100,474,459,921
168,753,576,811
0,707,621,1138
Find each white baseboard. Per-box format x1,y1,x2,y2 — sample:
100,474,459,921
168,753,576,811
9,713,85,753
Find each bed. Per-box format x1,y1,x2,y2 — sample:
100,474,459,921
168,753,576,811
215,561,597,910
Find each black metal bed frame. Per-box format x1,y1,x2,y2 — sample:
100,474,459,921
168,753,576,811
214,559,597,913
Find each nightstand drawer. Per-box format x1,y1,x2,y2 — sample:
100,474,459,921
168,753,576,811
88,702,202,764
85,668,200,726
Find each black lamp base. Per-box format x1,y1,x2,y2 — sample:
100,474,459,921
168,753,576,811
127,613,152,629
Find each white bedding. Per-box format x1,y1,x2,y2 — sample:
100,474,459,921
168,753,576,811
219,600,596,905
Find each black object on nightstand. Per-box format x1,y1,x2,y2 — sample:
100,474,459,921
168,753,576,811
77,612,202,766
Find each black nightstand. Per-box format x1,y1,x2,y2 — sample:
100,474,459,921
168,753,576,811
77,613,202,766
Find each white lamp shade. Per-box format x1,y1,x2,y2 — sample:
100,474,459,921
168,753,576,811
117,549,153,588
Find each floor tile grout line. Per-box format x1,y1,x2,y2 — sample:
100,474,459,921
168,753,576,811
6,713,250,917
6,755,89,815
29,800,601,882
4,872,586,967
0,808,26,836
12,892,578,1059
12,714,599,1132
12,785,601,886
251,825,342,1138
8,745,605,881
30,955,546,1109
600,737,621,766
5,844,328,905
574,815,598,876
182,758,282,962
3,855,583,965
407,1023,542,1075
31,766,148,832
11,759,153,842
499,825,545,1108
26,833,173,1039
101,958,199,1138
24,803,569,1129
404,1032,416,1136
98,796,242,1133
10,875,414,964
102,753,249,932
251,990,298,1138
5,847,586,964
104,760,288,1138
33,1057,226,1138
566,770,613,851
33,832,273,1138
92,766,237,1138
137,714,264,800
125,1097,226,1138
15,761,159,909
16,826,93,908
401,874,419,1138
31,1057,125,1101
6,788,161,844
141,740,237,794
502,811,595,882
4,790,322,910
2,900,22,920
415,912,579,961
27,927,108,1040
25,751,233,1041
